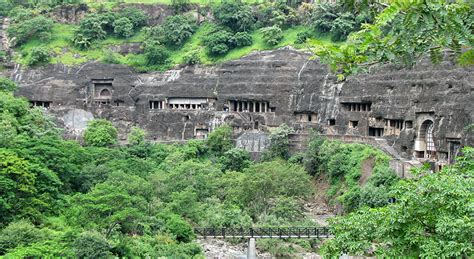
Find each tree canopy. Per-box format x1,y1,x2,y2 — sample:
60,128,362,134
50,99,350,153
315,0,474,78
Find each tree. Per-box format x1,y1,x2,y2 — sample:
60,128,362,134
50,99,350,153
206,125,233,155
144,41,170,65
119,7,147,29
7,15,53,46
113,17,134,38
315,0,474,78
235,161,312,218
321,147,474,257
262,123,294,160
0,1,12,16
0,77,17,92
158,15,196,47
73,232,111,258
219,148,251,172
261,26,283,46
127,126,147,146
203,29,234,55
83,119,118,147
165,214,195,243
213,2,255,32
73,14,107,49
330,12,356,42
69,172,150,238
0,148,61,225
171,0,190,13
0,220,44,254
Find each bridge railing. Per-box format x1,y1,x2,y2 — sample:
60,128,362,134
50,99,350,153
194,227,331,239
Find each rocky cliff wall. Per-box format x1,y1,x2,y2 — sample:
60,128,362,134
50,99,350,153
3,48,473,166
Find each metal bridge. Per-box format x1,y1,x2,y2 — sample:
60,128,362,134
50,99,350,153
194,227,332,239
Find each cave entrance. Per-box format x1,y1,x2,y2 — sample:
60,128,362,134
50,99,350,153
415,120,436,159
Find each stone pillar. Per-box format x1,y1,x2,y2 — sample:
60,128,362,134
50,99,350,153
247,238,256,259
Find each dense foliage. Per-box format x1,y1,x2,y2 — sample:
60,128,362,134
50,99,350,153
27,47,51,66
2,1,473,257
83,119,118,147
315,0,474,78
7,10,54,47
73,8,147,49
321,147,474,257
0,80,322,256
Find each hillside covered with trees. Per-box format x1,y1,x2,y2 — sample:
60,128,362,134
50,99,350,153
0,0,473,257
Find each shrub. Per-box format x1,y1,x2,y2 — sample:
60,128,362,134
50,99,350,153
257,2,298,29
120,7,147,29
8,7,34,24
0,77,17,92
113,17,134,38
295,31,311,44
171,0,191,13
144,41,170,65
27,47,51,66
183,51,201,65
330,12,356,41
159,15,196,47
83,119,118,147
0,2,12,17
73,232,111,258
73,14,107,49
261,26,283,46
7,16,54,46
213,2,255,32
98,11,117,33
102,50,120,64
311,3,339,33
203,29,234,55
231,31,253,47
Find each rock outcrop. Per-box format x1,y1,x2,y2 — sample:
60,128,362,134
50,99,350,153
3,48,473,170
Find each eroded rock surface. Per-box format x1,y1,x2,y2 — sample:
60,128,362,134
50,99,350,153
3,49,472,170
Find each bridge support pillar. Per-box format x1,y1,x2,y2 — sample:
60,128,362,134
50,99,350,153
247,238,256,259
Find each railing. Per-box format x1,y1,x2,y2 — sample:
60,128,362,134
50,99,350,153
194,227,331,239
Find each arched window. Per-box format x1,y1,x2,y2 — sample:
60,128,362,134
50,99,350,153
100,88,111,97
418,120,436,159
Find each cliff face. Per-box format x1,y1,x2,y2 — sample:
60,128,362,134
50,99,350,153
4,48,473,166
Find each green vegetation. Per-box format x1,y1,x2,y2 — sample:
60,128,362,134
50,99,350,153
7,1,339,70
0,81,320,256
315,0,474,78
303,134,399,212
2,1,473,257
0,77,472,256
321,148,474,257
83,119,118,147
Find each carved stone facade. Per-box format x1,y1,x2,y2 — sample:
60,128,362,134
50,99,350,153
4,49,473,166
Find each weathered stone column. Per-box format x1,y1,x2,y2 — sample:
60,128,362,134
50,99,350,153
247,238,256,259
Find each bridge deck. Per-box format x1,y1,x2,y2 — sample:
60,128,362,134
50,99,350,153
194,227,332,239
